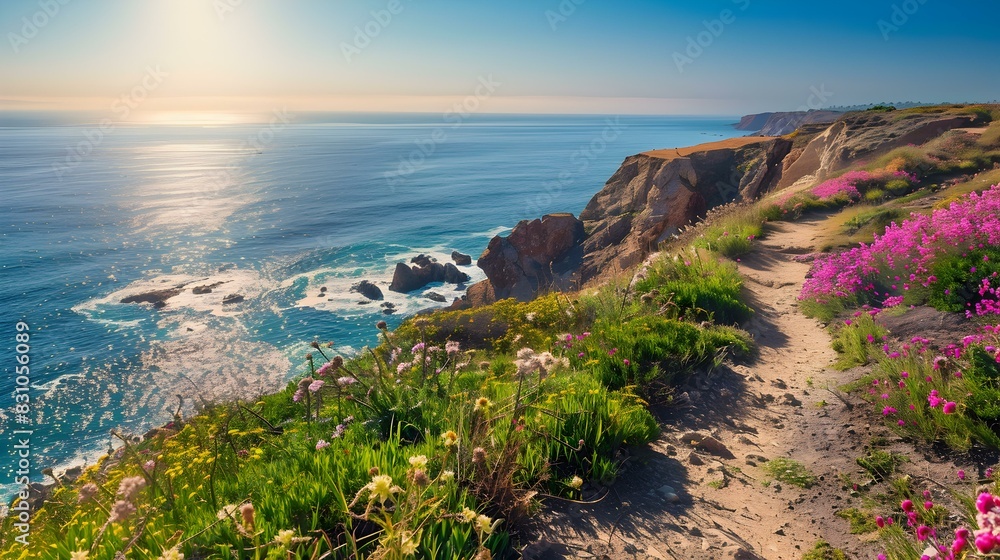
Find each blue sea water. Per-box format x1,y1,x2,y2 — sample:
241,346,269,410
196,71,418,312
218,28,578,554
0,112,741,500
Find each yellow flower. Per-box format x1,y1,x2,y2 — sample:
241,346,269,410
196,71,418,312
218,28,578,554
569,476,583,490
158,547,184,560
366,474,400,504
460,507,478,523
441,430,459,448
275,529,296,548
474,396,492,411
475,514,495,535
70,552,88,560
408,455,428,470
400,530,420,555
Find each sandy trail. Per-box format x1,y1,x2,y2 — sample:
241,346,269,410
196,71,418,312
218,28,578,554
528,218,963,559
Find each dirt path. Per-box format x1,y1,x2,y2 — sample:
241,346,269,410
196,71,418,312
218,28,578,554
526,218,964,559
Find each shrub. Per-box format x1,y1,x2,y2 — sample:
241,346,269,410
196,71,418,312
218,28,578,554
872,146,938,177
570,316,745,389
635,250,754,325
802,540,848,560
856,449,906,480
831,314,889,369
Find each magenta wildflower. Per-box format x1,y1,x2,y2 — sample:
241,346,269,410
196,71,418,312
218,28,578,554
943,401,957,414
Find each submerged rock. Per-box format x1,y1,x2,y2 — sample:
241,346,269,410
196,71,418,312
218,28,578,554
350,280,384,301
425,291,447,302
222,294,245,305
120,288,182,307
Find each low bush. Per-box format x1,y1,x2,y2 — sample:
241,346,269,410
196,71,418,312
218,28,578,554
635,249,754,325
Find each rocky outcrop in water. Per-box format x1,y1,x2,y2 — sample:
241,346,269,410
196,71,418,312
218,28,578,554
351,280,384,301
451,251,473,266
389,255,470,293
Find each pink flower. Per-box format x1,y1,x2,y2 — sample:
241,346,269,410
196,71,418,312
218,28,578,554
957,469,966,480
943,402,957,414
882,406,897,416
976,532,998,553
916,525,932,541
901,499,915,512
316,439,330,450
623,359,631,366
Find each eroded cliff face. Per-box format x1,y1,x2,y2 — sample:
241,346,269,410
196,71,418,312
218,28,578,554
577,136,791,281
778,112,978,190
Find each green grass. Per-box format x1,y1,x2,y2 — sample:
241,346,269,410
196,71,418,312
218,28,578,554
856,450,907,481
3,241,762,559
635,248,754,325
692,203,781,258
761,458,817,488
830,314,889,370
801,540,848,560
835,508,878,534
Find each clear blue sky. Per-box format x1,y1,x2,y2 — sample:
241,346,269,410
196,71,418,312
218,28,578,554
0,0,997,116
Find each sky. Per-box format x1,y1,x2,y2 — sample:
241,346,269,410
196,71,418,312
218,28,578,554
0,0,998,118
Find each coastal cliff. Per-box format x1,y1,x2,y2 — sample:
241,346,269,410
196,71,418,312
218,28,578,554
577,136,791,281
464,106,990,306
735,110,842,136
777,110,979,190
461,136,791,304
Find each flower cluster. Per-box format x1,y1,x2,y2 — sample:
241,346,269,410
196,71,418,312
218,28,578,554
810,169,917,202
802,184,1000,306
514,347,568,379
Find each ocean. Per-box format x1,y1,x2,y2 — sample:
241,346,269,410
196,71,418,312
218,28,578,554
0,112,741,500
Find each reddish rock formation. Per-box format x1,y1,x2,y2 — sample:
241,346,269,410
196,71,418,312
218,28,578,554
577,137,791,281
475,213,585,302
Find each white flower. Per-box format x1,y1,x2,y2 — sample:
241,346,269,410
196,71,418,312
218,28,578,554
217,504,240,520
400,530,420,555
158,547,184,560
460,507,477,523
366,474,401,504
70,552,88,560
441,430,459,448
569,476,583,490
476,514,496,535
440,470,455,483
408,455,428,470
275,529,296,548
